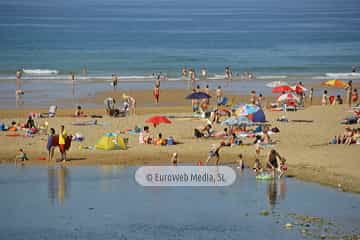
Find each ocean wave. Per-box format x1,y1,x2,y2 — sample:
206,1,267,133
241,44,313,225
257,75,288,80
325,73,360,79
23,69,59,75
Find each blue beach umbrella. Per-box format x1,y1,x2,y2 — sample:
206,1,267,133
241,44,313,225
185,92,211,100
235,104,260,116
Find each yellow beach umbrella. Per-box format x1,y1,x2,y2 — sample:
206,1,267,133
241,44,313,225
323,79,346,88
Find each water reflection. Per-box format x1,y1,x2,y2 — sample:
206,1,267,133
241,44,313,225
98,165,125,192
267,178,287,210
48,166,70,205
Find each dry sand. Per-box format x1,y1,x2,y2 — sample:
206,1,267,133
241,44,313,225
0,88,359,193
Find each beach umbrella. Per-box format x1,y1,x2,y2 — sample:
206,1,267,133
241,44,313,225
145,115,172,127
266,81,288,88
185,92,211,99
221,116,253,126
323,79,346,88
248,108,266,122
272,85,292,93
235,104,260,116
277,93,300,102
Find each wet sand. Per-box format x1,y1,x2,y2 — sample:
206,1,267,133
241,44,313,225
0,88,359,193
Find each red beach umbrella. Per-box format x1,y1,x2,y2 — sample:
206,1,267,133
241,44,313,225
272,85,293,93
277,93,300,102
145,115,172,127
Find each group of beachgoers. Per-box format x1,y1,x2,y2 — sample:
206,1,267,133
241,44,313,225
103,94,136,116
11,121,69,164
330,127,360,145
321,80,358,107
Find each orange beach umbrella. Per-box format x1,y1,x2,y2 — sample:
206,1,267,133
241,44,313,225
323,79,346,88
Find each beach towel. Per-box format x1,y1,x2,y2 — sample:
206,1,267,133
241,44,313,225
72,120,98,126
5,133,21,137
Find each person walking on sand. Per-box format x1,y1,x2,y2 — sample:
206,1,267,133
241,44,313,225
47,128,56,161
123,94,136,115
345,80,353,107
153,82,160,104
309,88,314,105
171,152,178,166
59,125,67,162
15,148,28,165
205,141,225,165
321,90,328,105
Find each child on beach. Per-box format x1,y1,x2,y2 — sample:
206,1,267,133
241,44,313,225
15,148,28,164
47,128,55,161
171,152,178,166
205,141,225,165
253,158,262,174
75,105,84,116
237,154,245,169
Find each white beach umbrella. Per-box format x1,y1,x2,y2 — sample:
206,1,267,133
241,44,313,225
277,93,300,102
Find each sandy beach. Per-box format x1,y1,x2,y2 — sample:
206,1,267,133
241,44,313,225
1,87,359,193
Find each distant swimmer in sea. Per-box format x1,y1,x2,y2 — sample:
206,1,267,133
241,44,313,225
200,67,207,80
352,65,357,73
224,66,233,80
190,68,196,88
181,67,188,79
16,69,22,90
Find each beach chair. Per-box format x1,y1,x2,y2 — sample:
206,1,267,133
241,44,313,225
48,105,57,117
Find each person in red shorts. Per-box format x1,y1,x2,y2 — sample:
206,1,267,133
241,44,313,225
59,125,67,162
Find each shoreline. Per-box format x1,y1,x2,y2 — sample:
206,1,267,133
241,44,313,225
1,88,359,193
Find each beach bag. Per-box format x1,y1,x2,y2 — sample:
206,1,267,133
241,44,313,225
167,137,174,145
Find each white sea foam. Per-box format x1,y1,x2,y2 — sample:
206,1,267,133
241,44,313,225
23,69,59,75
325,73,360,79
257,75,288,80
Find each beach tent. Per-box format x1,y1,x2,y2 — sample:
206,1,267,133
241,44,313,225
248,108,266,123
95,133,127,150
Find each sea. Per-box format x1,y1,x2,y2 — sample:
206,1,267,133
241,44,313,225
0,0,360,107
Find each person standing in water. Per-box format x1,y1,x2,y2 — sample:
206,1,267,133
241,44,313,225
112,74,118,90
352,65,357,73
190,68,196,88
16,69,22,90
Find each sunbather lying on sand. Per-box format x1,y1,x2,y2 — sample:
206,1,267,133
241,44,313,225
331,128,360,145
194,124,213,138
